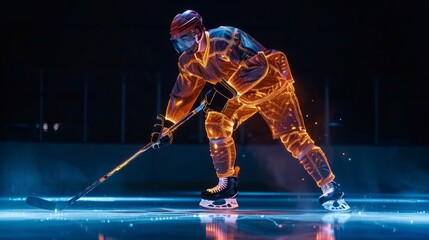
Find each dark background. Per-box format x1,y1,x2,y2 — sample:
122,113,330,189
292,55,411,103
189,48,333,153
1,0,429,197
1,0,428,145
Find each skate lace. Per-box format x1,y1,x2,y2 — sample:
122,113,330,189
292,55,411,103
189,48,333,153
207,178,228,193
321,182,335,195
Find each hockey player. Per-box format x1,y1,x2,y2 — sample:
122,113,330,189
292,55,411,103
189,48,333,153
150,10,350,211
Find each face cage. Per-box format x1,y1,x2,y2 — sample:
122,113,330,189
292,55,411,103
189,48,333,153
171,32,197,54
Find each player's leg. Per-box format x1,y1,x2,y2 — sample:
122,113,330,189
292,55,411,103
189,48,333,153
200,111,239,209
200,100,257,210
257,84,350,211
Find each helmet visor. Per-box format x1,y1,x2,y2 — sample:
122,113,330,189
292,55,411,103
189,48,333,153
171,32,196,54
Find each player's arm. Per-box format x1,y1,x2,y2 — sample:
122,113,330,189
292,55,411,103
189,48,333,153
165,70,206,123
150,70,205,149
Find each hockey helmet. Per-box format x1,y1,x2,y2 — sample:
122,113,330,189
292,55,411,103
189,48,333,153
170,10,205,54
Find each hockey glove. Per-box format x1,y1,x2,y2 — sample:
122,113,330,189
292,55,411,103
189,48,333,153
151,114,174,149
204,79,237,113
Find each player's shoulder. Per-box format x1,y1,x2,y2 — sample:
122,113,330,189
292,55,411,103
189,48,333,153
177,53,191,68
208,26,237,40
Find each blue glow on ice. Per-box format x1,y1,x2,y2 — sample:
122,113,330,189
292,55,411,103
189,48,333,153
1,193,429,239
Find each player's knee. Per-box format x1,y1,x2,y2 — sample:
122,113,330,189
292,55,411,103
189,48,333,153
205,111,234,139
279,130,314,158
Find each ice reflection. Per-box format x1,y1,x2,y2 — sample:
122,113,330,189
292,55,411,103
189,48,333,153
199,213,238,240
197,212,352,240
2,194,429,240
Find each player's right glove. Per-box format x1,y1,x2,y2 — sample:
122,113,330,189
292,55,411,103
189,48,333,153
204,79,237,113
151,114,174,149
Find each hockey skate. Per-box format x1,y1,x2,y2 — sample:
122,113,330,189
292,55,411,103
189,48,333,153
319,181,350,212
199,166,240,210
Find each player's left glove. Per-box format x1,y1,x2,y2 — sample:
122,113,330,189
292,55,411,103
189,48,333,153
204,79,237,113
151,114,174,149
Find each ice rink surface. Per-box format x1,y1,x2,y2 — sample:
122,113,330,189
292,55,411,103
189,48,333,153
1,192,429,239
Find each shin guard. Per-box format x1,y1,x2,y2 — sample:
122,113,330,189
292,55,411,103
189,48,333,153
298,144,335,187
209,137,236,178
205,112,236,178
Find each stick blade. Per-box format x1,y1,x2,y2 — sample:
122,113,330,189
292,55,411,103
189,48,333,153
26,196,68,211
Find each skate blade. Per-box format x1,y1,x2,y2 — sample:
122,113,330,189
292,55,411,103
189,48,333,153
198,213,238,223
199,198,239,210
322,212,351,224
322,198,350,212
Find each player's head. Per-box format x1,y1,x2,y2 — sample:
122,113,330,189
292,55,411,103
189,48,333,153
170,10,205,55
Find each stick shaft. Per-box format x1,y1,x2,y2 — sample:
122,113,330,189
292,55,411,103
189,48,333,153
67,143,153,207
164,102,206,135
65,102,206,208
